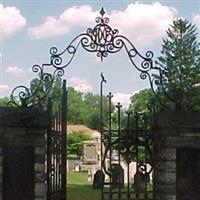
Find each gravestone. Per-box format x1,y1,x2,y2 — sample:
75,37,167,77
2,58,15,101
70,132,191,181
111,164,124,188
82,141,98,164
81,141,100,171
93,170,105,189
133,171,146,193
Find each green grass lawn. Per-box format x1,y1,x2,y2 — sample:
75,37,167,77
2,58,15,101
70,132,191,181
67,171,101,200
67,171,153,200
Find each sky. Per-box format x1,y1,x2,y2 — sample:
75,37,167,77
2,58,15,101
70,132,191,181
0,0,200,107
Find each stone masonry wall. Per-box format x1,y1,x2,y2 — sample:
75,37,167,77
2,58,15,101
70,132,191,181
0,147,2,200
0,107,48,200
35,147,46,200
153,110,200,200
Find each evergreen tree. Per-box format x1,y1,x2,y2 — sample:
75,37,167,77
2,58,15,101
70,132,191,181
156,18,200,110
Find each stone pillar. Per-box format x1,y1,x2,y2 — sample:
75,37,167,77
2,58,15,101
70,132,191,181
35,147,46,200
0,107,48,200
0,147,2,200
153,110,200,200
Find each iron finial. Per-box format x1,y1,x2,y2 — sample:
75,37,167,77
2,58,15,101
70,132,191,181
116,102,122,109
107,92,113,99
100,7,105,17
101,72,107,84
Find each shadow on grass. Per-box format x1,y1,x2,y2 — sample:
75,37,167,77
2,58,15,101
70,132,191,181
67,184,101,200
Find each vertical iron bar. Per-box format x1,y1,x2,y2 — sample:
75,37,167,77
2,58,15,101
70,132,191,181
61,79,67,200
107,92,113,200
127,162,130,200
47,98,52,200
116,102,122,200
135,112,139,200
100,73,107,200
54,111,59,197
152,110,156,200
59,105,61,195
57,106,60,193
58,105,61,193
53,118,56,199
126,111,131,200
52,116,55,199
144,114,148,200
51,114,54,199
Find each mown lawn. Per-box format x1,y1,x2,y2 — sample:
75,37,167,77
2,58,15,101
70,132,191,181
67,171,101,200
67,171,153,200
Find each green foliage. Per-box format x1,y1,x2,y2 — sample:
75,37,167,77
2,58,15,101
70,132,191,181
83,93,114,130
67,131,92,158
129,89,155,114
115,90,157,163
0,97,9,107
118,139,152,164
156,18,200,110
50,76,62,111
30,76,62,111
67,87,86,125
29,75,114,130
68,90,114,130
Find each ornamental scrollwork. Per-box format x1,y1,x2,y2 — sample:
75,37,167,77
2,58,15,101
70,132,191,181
9,7,163,108
9,64,54,108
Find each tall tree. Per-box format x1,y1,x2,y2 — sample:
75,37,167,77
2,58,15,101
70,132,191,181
83,93,114,130
129,89,155,114
156,18,200,110
67,87,86,124
30,76,62,110
30,77,115,129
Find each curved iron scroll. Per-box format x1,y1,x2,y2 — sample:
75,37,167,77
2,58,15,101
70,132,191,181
9,7,162,108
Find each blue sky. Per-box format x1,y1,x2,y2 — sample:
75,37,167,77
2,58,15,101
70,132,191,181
0,0,200,106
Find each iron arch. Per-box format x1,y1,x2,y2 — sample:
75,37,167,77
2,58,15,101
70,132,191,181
9,7,163,108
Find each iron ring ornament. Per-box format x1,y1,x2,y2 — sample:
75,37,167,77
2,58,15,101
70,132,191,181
9,7,164,108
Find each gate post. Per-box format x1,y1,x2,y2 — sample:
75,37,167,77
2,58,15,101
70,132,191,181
153,110,200,200
0,147,2,200
0,106,48,200
61,79,67,200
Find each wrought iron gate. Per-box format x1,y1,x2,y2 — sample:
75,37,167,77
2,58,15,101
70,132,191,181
8,7,168,200
46,80,67,200
100,76,154,200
